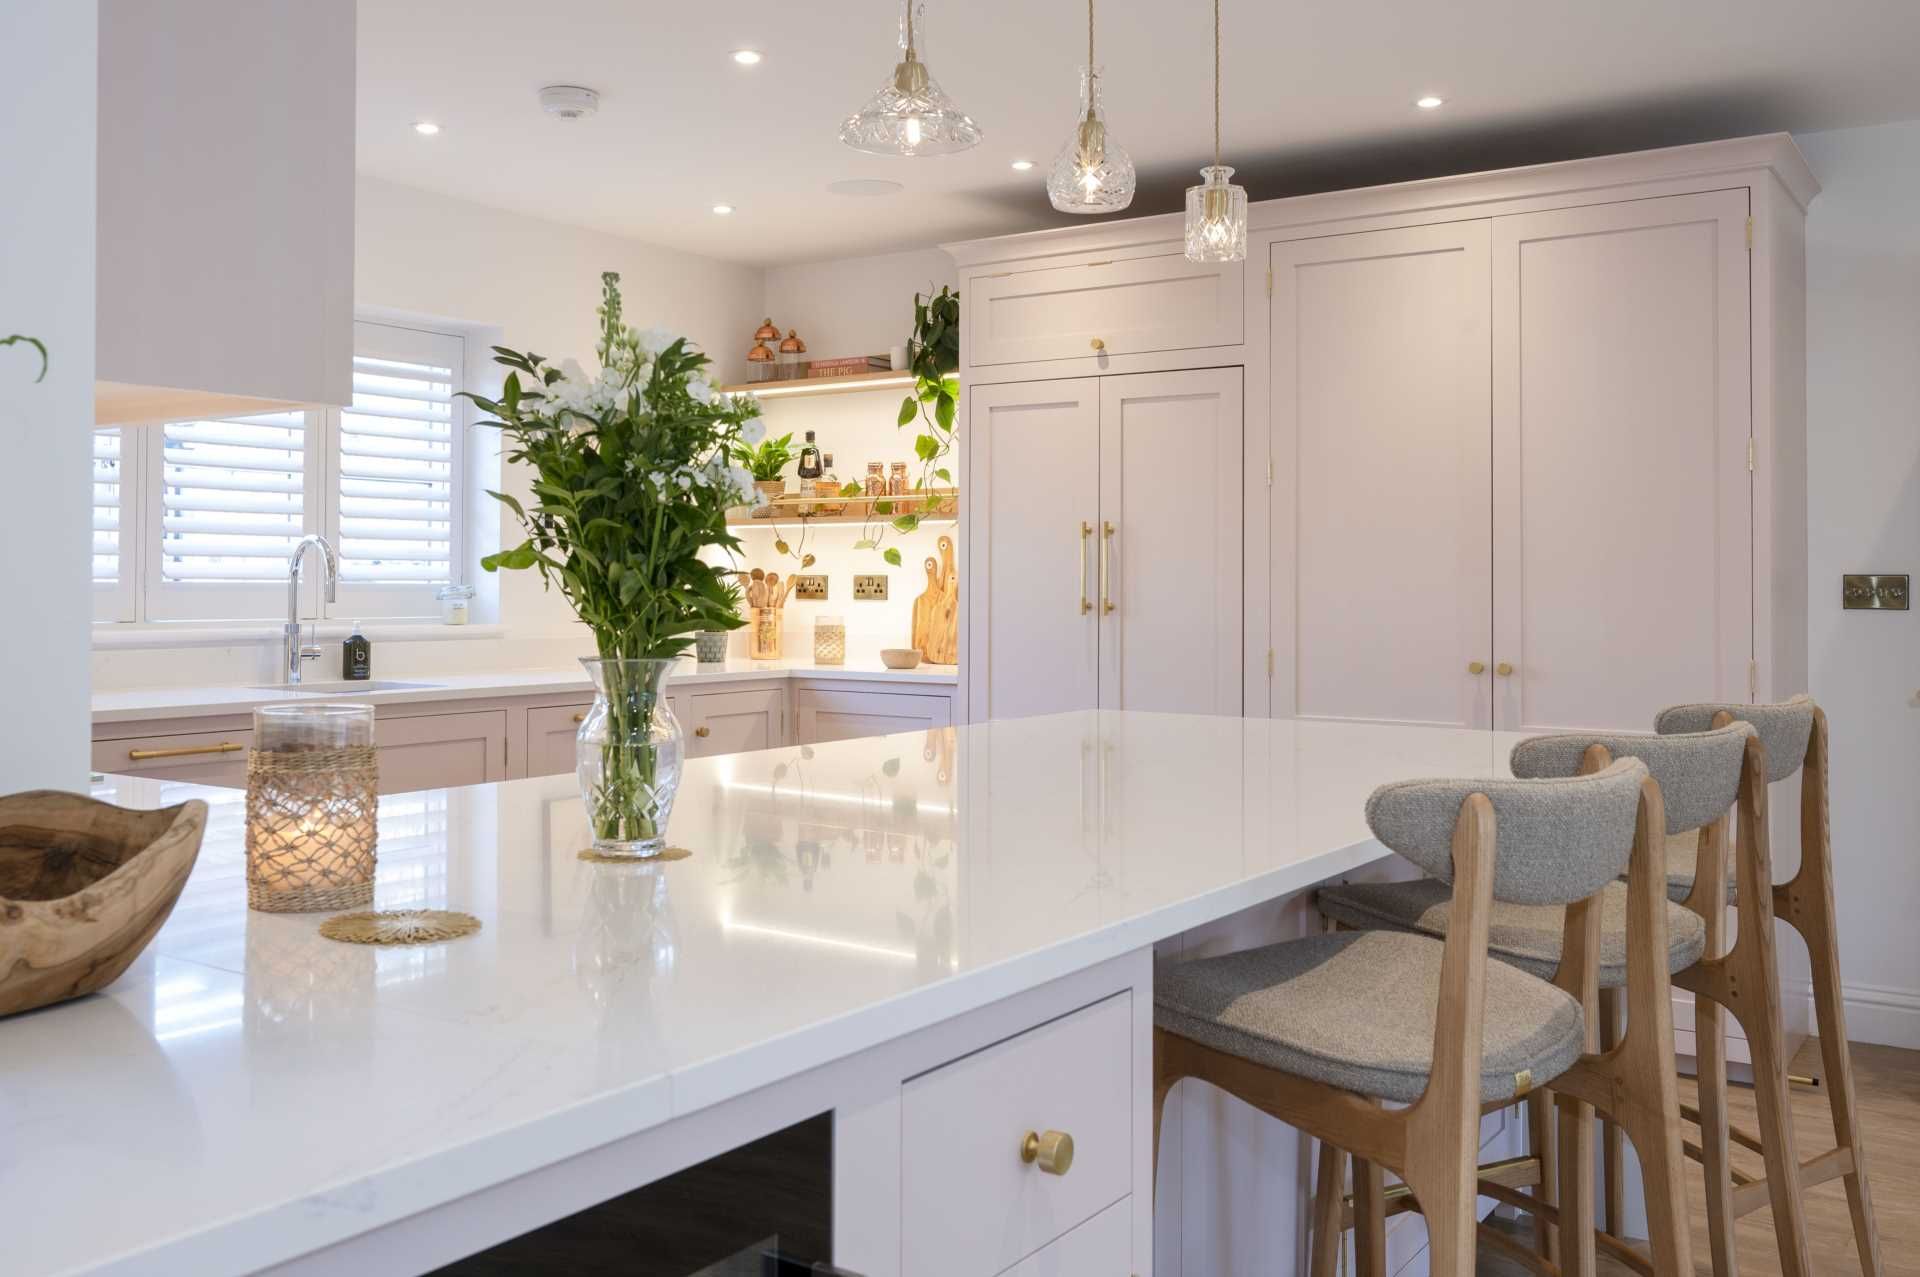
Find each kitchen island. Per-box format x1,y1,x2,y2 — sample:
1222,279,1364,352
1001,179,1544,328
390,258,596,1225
2,712,1519,1277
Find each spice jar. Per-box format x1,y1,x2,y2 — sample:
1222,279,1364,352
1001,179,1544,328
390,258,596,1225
865,462,886,497
888,461,909,497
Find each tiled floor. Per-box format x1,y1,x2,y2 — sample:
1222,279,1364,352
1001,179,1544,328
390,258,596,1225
1479,1037,1918,1275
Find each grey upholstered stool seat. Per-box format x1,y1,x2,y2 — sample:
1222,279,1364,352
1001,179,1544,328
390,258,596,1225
1154,929,1586,1105
1316,877,1707,987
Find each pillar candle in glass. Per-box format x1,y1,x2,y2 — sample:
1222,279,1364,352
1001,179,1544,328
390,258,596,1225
245,703,379,913
813,615,846,665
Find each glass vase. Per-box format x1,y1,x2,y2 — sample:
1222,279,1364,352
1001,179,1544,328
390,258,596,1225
576,658,684,859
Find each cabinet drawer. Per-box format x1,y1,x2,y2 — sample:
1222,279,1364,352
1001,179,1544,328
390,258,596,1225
793,687,951,745
683,687,783,758
970,251,1242,367
902,993,1132,1277
997,1197,1130,1276
94,729,253,787
525,703,594,779
374,711,508,794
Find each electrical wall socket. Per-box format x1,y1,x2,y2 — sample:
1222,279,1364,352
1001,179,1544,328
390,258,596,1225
791,574,828,601
852,574,889,601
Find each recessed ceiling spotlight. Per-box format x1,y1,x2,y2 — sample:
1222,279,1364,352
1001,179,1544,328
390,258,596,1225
712,203,735,215
732,49,764,66
412,121,441,136
538,85,601,120
1010,158,1035,171
1416,95,1444,110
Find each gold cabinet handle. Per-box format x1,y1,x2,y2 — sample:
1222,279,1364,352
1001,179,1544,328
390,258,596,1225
694,726,711,738
572,712,586,723
1100,521,1116,616
127,741,244,761
1496,662,1515,677
1078,521,1093,615
1089,337,1106,352
1020,1129,1075,1176
1467,661,1486,675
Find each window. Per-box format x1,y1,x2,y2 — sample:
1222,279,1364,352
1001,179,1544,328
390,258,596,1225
93,321,469,626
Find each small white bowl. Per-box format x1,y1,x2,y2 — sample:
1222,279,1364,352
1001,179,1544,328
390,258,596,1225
880,648,923,669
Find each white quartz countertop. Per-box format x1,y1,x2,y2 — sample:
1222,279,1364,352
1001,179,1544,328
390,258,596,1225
2,713,1517,1277
91,658,959,724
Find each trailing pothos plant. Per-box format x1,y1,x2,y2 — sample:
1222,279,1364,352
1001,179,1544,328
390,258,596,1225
845,285,959,564
458,271,766,661
2,335,47,382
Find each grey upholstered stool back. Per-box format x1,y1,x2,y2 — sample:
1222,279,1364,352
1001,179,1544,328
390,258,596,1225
1509,723,1755,835
1653,695,1815,784
1364,758,1647,907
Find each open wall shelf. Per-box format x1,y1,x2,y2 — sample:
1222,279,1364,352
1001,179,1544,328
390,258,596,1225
728,488,958,528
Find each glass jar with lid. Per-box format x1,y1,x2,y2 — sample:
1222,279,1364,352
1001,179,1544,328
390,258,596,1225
436,584,476,625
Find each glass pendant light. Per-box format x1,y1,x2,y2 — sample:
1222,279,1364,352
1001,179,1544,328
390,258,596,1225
1184,0,1247,262
1046,0,1135,214
840,1,982,157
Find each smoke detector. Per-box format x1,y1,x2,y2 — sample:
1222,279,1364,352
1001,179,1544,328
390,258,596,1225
538,85,600,120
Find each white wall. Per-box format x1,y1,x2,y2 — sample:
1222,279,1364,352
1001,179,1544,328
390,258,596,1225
1,2,96,791
761,248,957,364
1796,119,1920,1047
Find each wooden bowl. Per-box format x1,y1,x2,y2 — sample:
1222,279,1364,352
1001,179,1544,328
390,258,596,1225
0,790,208,1018
880,648,923,669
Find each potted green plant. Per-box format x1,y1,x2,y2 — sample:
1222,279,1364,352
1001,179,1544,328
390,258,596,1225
461,271,764,858
733,431,795,517
847,286,960,563
695,578,743,664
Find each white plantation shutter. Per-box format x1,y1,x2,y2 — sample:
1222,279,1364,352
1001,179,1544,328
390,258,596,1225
93,428,136,621
92,429,122,585
330,322,465,616
159,412,309,578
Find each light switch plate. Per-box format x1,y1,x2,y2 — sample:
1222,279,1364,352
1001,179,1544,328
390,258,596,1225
791,574,828,601
853,574,889,601
1842,574,1908,611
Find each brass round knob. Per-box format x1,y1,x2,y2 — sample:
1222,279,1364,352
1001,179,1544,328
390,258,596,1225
1089,337,1106,352
1496,662,1515,677
694,726,711,738
1020,1129,1074,1176
1467,661,1486,675
572,712,587,724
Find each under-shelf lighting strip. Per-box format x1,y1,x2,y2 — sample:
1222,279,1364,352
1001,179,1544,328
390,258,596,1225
730,373,917,399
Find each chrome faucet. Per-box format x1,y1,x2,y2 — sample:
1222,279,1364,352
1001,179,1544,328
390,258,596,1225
284,534,339,684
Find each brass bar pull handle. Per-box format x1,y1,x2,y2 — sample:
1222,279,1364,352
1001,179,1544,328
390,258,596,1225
1100,522,1116,616
1078,521,1093,615
1020,1129,1075,1176
127,741,244,761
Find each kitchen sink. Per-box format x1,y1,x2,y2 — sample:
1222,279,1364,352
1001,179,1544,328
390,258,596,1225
248,680,446,695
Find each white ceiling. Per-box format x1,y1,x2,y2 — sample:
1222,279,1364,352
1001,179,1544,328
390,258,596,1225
357,0,1920,266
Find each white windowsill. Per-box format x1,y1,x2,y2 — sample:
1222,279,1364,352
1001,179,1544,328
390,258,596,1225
92,622,508,651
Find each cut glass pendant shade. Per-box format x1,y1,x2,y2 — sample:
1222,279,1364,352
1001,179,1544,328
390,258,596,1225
839,1,982,157
1184,164,1247,262
1047,67,1135,214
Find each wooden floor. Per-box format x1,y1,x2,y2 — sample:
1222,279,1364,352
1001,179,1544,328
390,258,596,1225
1481,1037,1920,1276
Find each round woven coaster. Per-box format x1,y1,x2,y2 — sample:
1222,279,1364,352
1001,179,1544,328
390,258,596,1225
318,909,482,946
577,845,693,864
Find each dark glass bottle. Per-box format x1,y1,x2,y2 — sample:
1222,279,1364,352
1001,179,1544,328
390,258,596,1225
796,430,823,480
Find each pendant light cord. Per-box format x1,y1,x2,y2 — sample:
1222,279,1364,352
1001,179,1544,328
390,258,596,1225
1089,0,1095,68
1212,0,1222,169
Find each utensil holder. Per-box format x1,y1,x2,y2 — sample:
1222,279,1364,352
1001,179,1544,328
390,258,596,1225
749,607,784,660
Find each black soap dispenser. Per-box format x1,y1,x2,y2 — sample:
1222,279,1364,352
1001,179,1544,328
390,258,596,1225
343,623,372,681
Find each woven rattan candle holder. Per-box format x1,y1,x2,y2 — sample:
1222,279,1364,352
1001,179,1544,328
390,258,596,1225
246,704,378,913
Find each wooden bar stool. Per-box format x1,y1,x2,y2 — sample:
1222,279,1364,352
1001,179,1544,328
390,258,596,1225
1314,724,1753,1276
1654,696,1882,1277
1152,758,1685,1277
